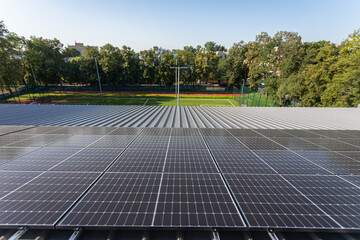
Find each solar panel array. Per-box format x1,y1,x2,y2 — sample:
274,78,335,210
0,126,359,231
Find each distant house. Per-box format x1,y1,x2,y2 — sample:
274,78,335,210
68,42,99,56
216,51,227,58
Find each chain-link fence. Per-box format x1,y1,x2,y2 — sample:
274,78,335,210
233,86,276,107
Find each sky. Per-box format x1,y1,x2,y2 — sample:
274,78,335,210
0,0,359,51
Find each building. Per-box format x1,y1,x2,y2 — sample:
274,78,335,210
68,42,99,56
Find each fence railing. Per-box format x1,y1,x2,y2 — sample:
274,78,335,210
233,86,276,107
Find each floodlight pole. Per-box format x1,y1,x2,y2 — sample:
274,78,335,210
170,62,189,107
94,57,103,96
241,79,245,95
177,64,180,106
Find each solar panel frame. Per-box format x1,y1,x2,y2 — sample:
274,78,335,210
236,137,287,150
270,137,329,151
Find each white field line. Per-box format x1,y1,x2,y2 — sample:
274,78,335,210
143,98,149,106
228,99,236,107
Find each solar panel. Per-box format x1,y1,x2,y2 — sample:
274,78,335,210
309,130,354,138
17,126,63,134
108,127,143,135
0,147,39,163
296,151,360,175
226,129,262,137
283,175,360,229
204,137,248,150
169,136,207,149
279,130,322,138
108,149,166,172
50,148,123,172
87,135,135,148
199,128,233,137
211,150,276,174
335,130,360,138
0,171,41,196
153,173,245,227
337,138,360,147
0,134,37,146
254,129,293,137
164,149,218,173
129,136,170,149
0,126,33,135
225,173,340,229
171,128,200,136
58,172,161,227
304,138,360,151
0,148,80,171
337,151,360,161
236,138,286,150
340,175,360,188
48,135,103,148
0,171,100,227
270,137,328,151
141,128,171,136
8,134,69,147
46,127,116,135
254,150,331,174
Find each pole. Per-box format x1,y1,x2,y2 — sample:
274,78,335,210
175,59,178,102
177,65,180,106
94,57,102,96
241,79,245,95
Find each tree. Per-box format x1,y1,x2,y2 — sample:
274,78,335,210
23,36,65,86
139,47,160,85
0,21,24,93
226,41,248,86
204,41,227,52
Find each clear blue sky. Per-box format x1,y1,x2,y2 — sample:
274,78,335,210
1,0,359,51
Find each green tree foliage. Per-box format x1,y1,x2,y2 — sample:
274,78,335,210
226,41,248,86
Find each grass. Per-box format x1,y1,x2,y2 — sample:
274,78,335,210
3,93,239,107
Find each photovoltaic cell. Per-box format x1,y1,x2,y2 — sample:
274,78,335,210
270,137,328,151
254,150,331,174
283,175,360,229
226,129,262,137
108,149,166,172
0,134,37,146
48,135,103,148
18,126,63,135
164,149,218,173
237,138,286,150
211,150,276,174
340,175,360,188
304,138,360,151
153,173,245,227
169,136,206,149
0,148,80,171
50,148,123,172
204,137,248,150
337,151,360,161
225,174,340,229
296,151,360,175
141,128,171,136
171,128,200,136
46,127,116,135
129,136,170,149
0,171,41,196
59,172,161,227
0,171,100,227
280,130,322,138
309,130,354,138
8,134,69,147
87,135,135,148
254,129,293,138
109,127,143,136
199,128,233,137
337,138,360,147
0,147,39,163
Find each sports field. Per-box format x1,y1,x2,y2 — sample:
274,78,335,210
3,92,240,107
